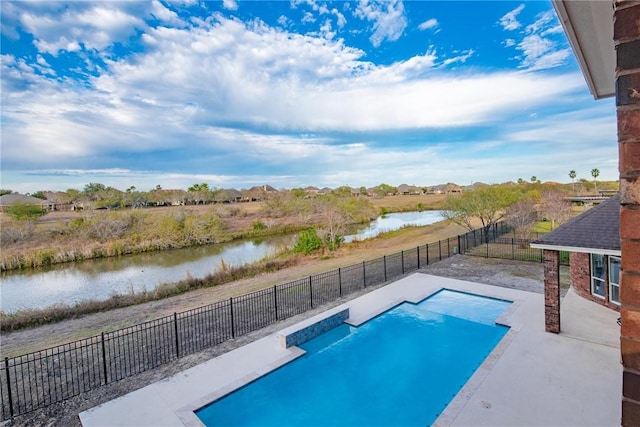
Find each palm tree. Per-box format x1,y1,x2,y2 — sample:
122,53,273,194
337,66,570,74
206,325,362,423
569,170,576,193
530,176,537,183
591,168,600,195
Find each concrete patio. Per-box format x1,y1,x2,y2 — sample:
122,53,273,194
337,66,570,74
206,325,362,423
80,273,621,427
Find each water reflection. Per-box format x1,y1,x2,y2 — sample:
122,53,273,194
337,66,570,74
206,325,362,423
345,210,443,242
0,211,443,313
0,236,294,313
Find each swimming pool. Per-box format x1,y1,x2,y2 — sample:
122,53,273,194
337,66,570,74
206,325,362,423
196,289,511,426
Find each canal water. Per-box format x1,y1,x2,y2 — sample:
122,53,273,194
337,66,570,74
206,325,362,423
0,211,444,313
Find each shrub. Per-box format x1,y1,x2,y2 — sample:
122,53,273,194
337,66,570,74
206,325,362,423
293,229,323,254
5,203,47,221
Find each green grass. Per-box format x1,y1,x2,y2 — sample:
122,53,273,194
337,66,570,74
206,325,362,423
531,221,553,233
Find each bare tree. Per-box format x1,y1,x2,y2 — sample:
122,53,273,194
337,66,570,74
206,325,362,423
540,189,572,230
505,198,537,241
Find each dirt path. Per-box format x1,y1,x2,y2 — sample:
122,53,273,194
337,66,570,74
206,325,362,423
0,221,470,357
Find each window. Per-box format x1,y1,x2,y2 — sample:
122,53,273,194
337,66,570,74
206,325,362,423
609,256,620,305
591,254,606,298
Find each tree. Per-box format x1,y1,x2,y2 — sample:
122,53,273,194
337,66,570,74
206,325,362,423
332,186,352,197
374,183,396,198
359,186,368,196
540,189,572,230
30,191,47,200
505,198,537,241
530,176,537,183
187,183,213,204
0,189,13,196
441,185,522,241
591,168,600,195
569,170,577,193
517,178,524,185
83,182,107,195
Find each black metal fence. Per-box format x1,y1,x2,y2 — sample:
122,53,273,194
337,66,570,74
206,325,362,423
460,228,569,265
0,220,549,420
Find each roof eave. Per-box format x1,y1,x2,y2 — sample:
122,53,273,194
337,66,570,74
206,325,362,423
552,0,615,100
530,242,621,256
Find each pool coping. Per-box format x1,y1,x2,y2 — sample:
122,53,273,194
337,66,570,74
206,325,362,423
79,273,620,427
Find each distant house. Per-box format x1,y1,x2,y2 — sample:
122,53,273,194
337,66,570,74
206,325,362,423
531,193,621,332
397,184,420,195
0,193,55,213
214,188,243,203
304,186,319,196
243,185,279,201
317,187,332,195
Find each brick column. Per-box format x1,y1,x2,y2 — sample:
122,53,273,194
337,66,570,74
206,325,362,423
615,2,640,426
543,249,561,333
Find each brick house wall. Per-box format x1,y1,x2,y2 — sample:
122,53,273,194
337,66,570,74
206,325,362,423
543,249,561,333
569,252,621,311
615,2,640,425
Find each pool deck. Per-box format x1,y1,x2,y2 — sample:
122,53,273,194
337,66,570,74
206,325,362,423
79,273,621,427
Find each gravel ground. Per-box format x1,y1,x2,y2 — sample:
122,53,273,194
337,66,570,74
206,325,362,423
1,255,560,427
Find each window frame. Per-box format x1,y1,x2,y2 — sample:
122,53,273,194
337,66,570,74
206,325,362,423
590,253,606,299
609,256,621,305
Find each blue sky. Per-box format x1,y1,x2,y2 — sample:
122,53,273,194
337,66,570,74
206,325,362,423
1,0,617,193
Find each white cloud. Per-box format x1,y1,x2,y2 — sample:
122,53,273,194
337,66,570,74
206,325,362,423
516,34,570,70
499,4,525,31
541,25,564,36
150,0,185,26
525,11,554,34
355,0,407,47
418,18,438,31
223,0,239,11
501,7,570,71
19,4,146,55
2,8,610,191
440,50,474,67
277,15,290,27
302,11,316,23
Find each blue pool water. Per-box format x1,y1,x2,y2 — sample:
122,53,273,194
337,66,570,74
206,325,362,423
196,289,511,427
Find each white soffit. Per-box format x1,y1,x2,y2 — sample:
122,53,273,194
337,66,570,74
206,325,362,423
552,0,615,99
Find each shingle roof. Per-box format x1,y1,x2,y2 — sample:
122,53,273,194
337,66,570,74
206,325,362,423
0,194,52,206
531,193,620,253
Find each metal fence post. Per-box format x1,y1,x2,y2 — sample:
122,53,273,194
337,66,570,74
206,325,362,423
439,240,442,261
458,235,461,254
4,357,13,419
426,243,430,265
338,268,342,296
401,250,404,274
417,246,420,269
273,285,279,320
309,276,313,308
174,313,180,358
363,261,367,287
230,297,235,338
512,238,515,260
383,256,387,281
101,332,108,385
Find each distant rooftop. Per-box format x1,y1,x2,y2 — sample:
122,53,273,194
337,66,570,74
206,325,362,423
531,193,620,255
